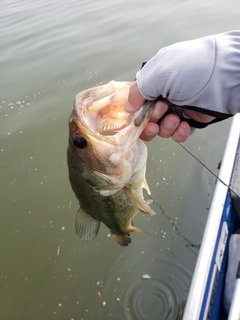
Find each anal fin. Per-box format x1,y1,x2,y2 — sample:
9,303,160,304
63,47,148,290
75,207,100,241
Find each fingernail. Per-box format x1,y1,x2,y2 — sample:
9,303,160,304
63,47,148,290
145,127,157,137
125,101,134,112
177,126,188,135
164,116,178,129
177,124,190,136
152,101,168,119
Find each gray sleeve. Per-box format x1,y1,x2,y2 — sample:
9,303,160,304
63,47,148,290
136,31,240,116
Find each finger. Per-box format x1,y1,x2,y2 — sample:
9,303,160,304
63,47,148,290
125,81,146,113
139,123,159,141
182,109,215,123
158,114,180,138
171,121,191,142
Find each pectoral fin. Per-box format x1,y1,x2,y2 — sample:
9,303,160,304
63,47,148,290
123,185,155,216
75,207,100,241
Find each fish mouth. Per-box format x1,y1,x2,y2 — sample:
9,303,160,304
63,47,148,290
91,94,129,135
96,105,132,135
78,82,132,136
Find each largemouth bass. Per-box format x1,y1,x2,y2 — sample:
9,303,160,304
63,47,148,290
67,81,155,246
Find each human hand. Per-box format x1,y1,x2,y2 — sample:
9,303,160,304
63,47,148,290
125,31,240,141
125,82,215,143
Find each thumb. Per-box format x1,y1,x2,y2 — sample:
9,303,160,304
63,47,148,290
125,81,146,112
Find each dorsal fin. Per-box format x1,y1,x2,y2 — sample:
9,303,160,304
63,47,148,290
75,207,100,241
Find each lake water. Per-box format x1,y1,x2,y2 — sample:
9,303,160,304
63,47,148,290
0,0,238,319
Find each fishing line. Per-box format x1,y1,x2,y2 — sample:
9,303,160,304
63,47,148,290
178,142,240,199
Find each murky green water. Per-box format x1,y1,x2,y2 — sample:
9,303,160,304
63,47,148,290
0,0,238,319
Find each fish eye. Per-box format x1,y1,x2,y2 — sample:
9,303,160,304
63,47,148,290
72,135,87,149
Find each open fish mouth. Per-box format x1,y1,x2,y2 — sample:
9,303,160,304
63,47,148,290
94,99,129,135
76,81,133,136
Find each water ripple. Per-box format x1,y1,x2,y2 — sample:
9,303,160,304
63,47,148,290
96,251,190,320
123,278,180,320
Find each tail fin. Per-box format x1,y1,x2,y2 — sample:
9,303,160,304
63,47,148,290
112,233,132,246
112,227,145,246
